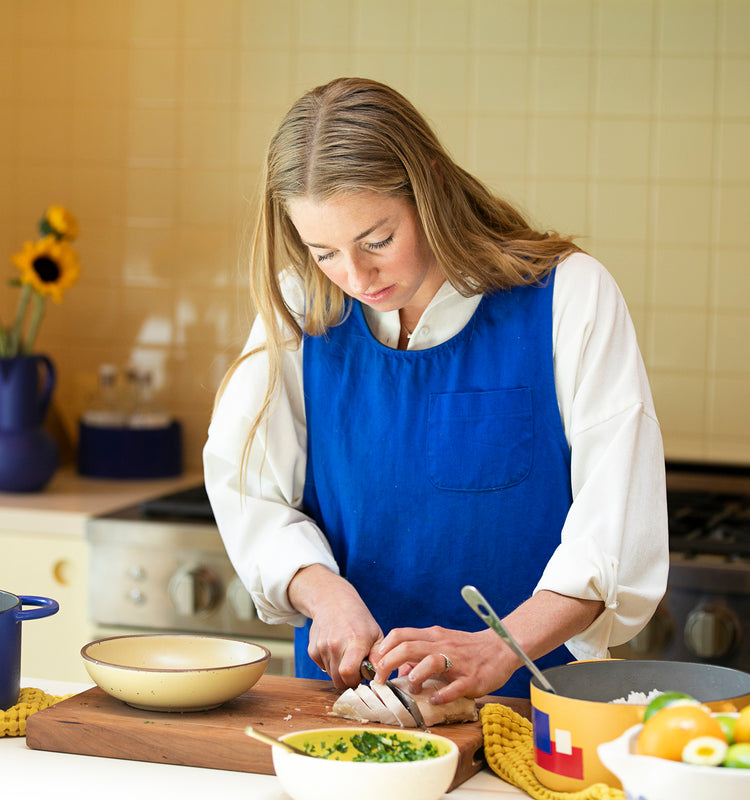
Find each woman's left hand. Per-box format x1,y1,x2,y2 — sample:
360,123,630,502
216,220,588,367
369,625,519,703
370,591,605,703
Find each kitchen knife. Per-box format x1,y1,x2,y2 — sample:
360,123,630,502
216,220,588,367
360,659,427,728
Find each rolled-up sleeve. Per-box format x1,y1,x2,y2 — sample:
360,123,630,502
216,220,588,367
534,254,669,659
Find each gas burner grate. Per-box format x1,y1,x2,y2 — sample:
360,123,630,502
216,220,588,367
139,484,214,521
668,490,750,558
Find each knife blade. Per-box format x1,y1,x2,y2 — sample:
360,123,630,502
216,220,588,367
360,659,426,728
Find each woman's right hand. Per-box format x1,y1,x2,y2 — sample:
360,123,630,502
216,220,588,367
287,563,383,689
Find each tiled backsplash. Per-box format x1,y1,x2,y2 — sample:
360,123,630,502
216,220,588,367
1,0,749,470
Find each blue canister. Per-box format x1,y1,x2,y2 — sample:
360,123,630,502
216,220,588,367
0,591,59,710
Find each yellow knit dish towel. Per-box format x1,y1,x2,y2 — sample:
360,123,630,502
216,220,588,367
481,704,625,800
1,687,70,737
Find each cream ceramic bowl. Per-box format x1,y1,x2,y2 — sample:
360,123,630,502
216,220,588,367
271,727,459,800
81,634,270,712
598,719,750,800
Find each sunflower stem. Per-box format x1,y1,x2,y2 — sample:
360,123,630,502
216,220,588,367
23,290,46,354
8,283,32,356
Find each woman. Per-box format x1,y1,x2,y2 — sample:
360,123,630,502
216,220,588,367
204,77,669,703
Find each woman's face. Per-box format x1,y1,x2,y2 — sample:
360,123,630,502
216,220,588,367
286,192,444,316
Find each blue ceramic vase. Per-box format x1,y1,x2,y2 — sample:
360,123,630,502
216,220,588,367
0,354,59,492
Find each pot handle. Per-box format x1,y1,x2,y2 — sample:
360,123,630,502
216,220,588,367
15,595,59,621
34,355,56,421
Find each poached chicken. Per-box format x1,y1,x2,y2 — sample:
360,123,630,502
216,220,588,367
331,676,478,728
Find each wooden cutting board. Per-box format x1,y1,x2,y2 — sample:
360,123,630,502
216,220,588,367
26,675,529,791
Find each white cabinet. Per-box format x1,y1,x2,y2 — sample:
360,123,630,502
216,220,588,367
0,528,92,683
0,468,203,684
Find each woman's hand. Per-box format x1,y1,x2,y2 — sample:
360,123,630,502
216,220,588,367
371,626,516,703
371,591,605,703
287,563,383,689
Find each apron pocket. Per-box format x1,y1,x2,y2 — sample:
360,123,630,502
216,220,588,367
427,388,533,491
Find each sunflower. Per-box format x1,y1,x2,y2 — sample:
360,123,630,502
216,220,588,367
12,235,80,304
40,204,79,241
2,206,81,356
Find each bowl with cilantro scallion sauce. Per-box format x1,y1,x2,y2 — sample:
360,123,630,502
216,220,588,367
271,727,459,800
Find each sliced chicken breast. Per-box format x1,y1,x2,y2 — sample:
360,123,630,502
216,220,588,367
390,676,478,727
329,687,375,722
353,683,400,725
370,682,417,728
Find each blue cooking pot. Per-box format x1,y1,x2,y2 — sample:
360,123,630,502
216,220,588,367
0,590,59,710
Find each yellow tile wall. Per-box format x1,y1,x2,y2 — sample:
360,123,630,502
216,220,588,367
1,0,749,470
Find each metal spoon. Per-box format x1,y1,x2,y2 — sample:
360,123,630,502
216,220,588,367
461,584,558,694
244,725,316,757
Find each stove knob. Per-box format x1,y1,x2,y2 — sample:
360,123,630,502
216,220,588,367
684,604,739,660
128,588,146,605
168,566,222,616
227,576,257,621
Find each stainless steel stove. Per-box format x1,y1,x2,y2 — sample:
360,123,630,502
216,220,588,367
612,463,750,672
88,463,750,679
85,484,295,677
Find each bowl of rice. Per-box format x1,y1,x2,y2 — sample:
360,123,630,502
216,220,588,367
529,659,750,793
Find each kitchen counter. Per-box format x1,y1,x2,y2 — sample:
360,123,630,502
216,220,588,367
0,467,204,536
4,678,528,799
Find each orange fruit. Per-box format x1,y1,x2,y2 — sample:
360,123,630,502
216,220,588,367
711,701,738,714
636,705,727,761
734,706,750,744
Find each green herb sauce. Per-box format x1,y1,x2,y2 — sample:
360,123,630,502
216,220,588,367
303,731,440,762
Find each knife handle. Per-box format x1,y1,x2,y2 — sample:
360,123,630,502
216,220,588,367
360,659,376,681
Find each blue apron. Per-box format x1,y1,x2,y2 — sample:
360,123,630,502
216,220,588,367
299,271,572,697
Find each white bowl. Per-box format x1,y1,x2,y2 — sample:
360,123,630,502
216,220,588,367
81,634,269,711
598,721,750,800
271,727,459,800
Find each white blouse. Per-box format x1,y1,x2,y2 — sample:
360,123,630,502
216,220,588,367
203,252,670,662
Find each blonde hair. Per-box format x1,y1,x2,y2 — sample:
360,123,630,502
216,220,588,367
216,77,579,479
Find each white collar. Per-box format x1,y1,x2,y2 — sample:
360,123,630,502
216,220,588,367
361,282,482,350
